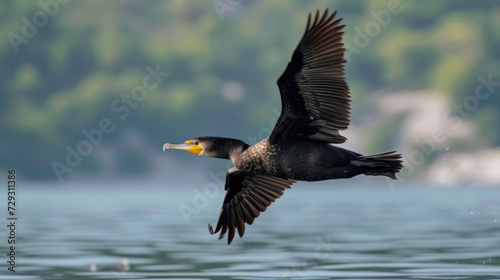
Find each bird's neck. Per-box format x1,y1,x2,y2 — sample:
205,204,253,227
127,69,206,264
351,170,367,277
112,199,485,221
228,143,249,165
213,138,249,164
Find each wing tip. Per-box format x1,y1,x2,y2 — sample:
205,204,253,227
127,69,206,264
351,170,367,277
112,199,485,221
306,9,343,34
306,12,312,31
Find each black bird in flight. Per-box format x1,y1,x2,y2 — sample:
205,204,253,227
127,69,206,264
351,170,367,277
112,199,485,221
164,9,402,244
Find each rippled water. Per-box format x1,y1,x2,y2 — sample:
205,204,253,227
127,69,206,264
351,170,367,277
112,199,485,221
4,182,500,279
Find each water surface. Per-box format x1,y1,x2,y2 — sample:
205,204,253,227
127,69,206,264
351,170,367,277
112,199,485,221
3,182,500,279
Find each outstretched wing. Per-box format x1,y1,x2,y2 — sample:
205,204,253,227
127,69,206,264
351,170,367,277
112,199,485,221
271,9,350,144
208,168,296,244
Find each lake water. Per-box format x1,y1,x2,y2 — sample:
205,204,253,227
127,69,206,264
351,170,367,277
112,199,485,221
2,181,500,279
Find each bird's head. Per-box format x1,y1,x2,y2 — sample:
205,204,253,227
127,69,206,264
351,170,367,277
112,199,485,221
163,136,249,160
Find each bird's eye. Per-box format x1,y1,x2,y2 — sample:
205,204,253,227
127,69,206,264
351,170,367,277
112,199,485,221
193,141,199,145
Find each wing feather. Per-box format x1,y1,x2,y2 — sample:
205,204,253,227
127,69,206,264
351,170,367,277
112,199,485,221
272,9,351,144
208,168,295,244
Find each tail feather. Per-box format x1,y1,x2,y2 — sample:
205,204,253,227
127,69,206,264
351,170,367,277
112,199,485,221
351,151,403,179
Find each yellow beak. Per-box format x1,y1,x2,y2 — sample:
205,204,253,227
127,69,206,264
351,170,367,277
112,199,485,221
163,140,203,155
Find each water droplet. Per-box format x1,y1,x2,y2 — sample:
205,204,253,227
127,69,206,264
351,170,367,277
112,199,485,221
446,147,450,151
470,212,474,214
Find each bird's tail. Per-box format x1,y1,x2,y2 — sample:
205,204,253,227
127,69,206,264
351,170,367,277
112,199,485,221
351,151,403,180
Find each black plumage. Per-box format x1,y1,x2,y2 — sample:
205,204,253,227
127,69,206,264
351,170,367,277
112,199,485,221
163,9,402,244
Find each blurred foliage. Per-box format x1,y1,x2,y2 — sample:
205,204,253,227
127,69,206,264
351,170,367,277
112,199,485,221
1,0,499,180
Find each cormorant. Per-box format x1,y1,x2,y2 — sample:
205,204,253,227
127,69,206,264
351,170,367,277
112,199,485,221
163,9,402,244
